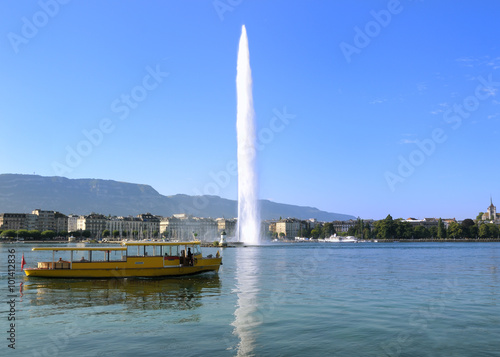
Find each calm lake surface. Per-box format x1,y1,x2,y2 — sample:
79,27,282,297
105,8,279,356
1,242,499,357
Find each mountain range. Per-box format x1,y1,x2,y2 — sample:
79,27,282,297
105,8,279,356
0,174,355,221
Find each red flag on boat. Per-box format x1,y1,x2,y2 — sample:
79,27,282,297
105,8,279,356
21,253,26,271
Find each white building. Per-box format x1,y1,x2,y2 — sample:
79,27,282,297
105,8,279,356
76,213,107,238
160,214,218,241
482,198,500,222
67,214,79,232
216,218,237,237
404,217,439,229
31,209,56,231
275,218,306,238
106,213,160,239
332,220,357,233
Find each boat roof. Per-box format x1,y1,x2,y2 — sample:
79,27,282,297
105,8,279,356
32,247,127,251
122,241,201,246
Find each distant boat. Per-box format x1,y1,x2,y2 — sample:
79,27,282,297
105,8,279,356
324,235,358,243
226,241,246,247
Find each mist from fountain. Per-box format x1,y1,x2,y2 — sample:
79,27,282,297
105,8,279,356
236,25,260,245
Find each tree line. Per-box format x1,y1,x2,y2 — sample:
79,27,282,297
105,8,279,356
354,215,499,239
0,229,161,240
0,229,87,240
273,215,500,240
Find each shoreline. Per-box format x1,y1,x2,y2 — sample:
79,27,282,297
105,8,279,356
258,238,500,244
2,238,500,245
378,238,500,242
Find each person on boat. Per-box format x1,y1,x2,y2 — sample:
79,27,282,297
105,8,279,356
80,256,87,262
187,248,193,266
58,257,63,262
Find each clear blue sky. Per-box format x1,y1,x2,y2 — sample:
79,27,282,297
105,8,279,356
1,0,499,220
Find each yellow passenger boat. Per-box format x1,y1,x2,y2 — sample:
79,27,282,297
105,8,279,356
24,241,222,278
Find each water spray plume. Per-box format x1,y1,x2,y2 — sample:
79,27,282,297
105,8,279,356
236,25,260,245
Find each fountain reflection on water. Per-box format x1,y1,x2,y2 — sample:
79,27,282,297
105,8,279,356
232,247,261,356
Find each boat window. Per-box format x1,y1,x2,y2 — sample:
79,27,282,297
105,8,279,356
193,245,201,255
142,245,162,257
108,250,125,261
71,249,127,262
91,250,124,262
144,245,155,256
167,245,180,257
126,246,133,256
72,251,91,262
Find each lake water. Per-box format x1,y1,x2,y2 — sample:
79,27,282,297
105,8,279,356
1,242,499,356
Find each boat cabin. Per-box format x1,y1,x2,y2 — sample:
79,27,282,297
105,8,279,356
31,241,205,270
32,247,128,269
123,241,203,266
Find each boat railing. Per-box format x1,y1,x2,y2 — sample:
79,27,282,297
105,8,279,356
73,257,126,263
126,253,166,258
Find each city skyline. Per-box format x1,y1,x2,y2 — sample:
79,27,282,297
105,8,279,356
0,186,497,223
1,1,500,220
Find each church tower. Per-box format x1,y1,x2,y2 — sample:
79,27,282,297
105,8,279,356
487,196,497,220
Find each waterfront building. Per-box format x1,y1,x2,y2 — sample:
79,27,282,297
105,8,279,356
107,216,140,239
136,213,160,238
216,218,237,237
0,213,27,230
332,220,357,233
25,213,38,231
76,215,86,232
329,219,374,235
54,212,68,233
32,209,56,231
67,214,79,232
160,214,218,241
363,219,375,228
268,221,277,235
307,218,320,229
0,211,61,232
404,217,439,229
275,218,307,238
481,198,500,222
77,213,107,238
442,218,457,229
107,213,160,239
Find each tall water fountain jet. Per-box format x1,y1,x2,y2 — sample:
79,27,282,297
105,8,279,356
236,25,260,245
